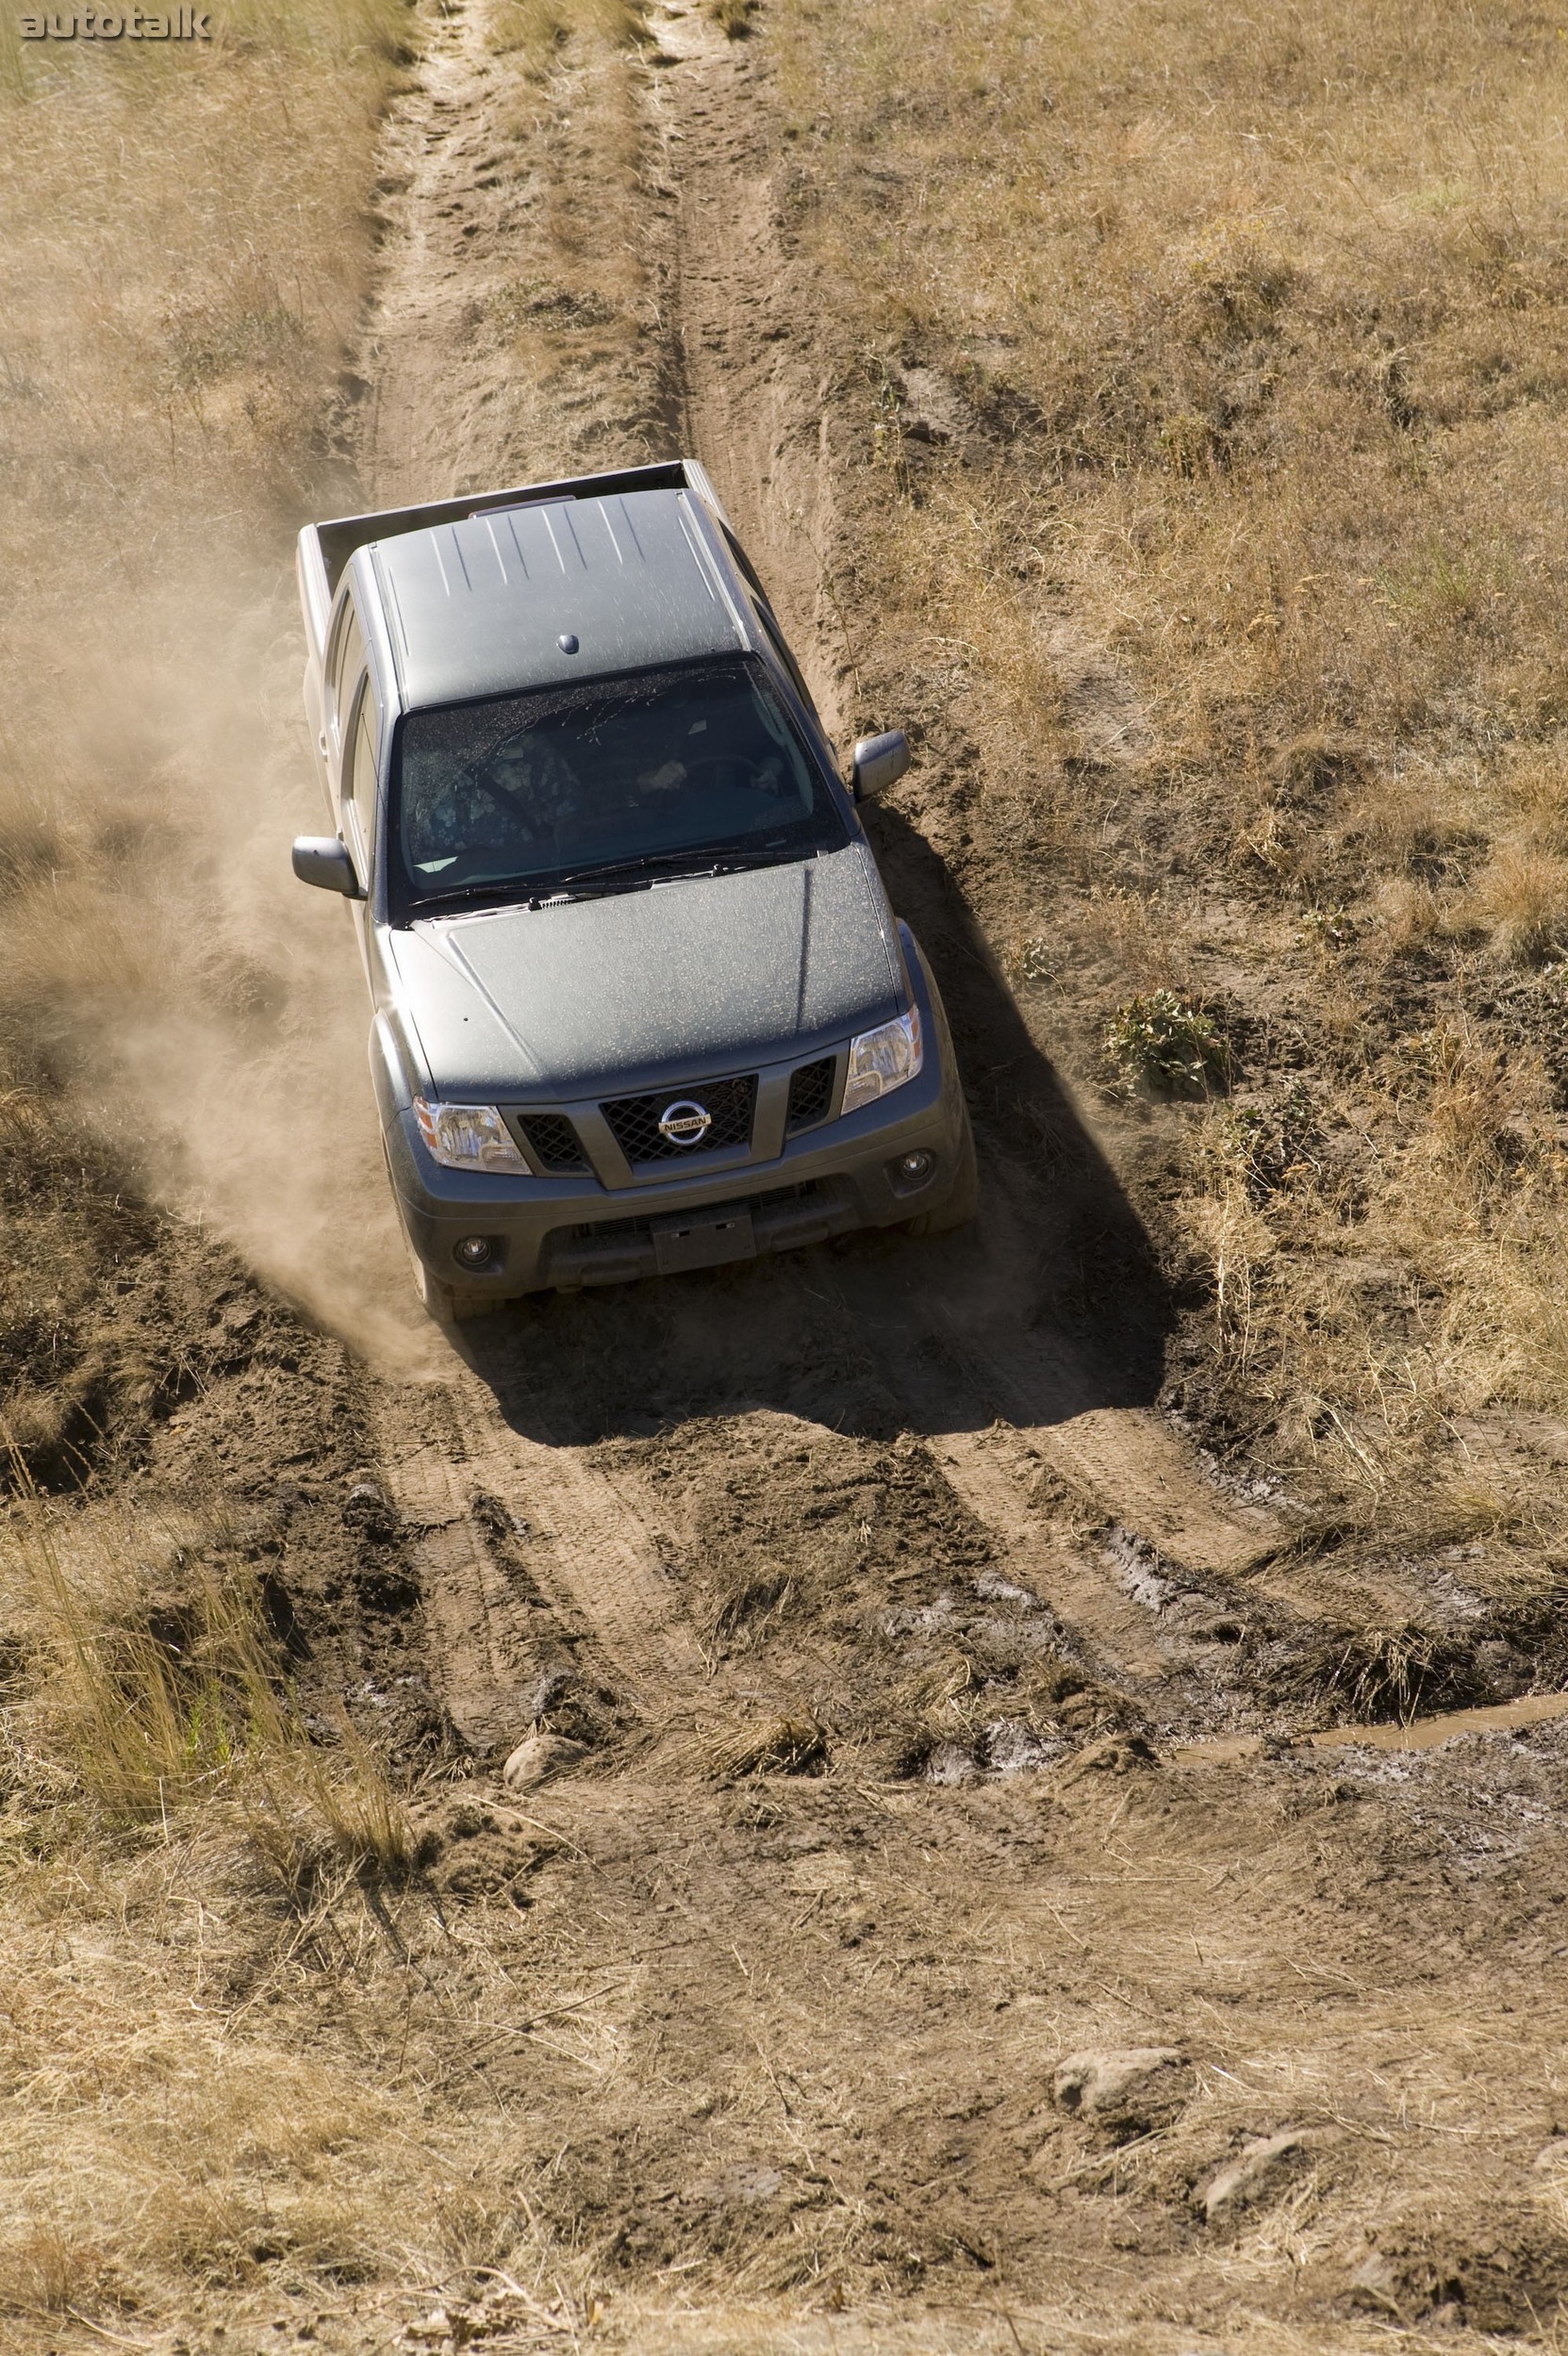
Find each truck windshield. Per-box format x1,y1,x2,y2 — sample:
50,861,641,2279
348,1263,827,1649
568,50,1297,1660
389,658,849,917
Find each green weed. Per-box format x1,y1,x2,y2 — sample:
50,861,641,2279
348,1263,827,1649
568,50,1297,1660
1106,990,1230,1098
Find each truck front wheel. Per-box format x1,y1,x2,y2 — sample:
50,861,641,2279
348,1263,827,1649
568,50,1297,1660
903,1105,979,1237
402,1231,504,1324
411,1258,504,1324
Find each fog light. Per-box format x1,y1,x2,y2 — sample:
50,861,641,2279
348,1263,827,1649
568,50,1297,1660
898,1150,936,1186
454,1234,493,1270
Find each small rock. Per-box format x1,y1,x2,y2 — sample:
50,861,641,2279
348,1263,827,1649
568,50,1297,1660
1199,2127,1323,2220
898,363,968,445
503,1731,586,1792
925,1740,980,1786
697,2163,785,2206
1052,2046,1193,2134
984,1720,1061,1775
1535,2137,1568,2172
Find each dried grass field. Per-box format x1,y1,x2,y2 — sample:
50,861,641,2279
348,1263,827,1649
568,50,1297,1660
7,3,1568,2352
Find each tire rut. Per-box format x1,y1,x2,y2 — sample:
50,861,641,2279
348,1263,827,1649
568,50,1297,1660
377,1370,703,1744
652,2,1286,1683
652,1,849,734
924,1425,1171,1681
350,0,708,1735
358,0,504,502
356,0,1294,1741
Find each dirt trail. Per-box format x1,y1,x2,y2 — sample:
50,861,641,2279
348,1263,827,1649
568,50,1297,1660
345,0,1305,1754
345,0,711,1739
381,1399,703,1743
651,2,848,738
357,0,521,503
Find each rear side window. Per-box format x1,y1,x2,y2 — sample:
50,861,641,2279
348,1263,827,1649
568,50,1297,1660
327,599,366,737
346,683,378,862
721,527,817,712
751,599,816,715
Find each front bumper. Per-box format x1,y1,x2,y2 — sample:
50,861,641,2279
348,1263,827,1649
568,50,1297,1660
383,933,967,1297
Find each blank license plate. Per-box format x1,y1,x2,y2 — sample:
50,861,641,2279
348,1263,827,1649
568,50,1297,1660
652,1206,756,1275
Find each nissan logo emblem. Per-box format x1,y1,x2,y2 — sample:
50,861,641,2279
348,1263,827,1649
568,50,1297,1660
658,1098,713,1146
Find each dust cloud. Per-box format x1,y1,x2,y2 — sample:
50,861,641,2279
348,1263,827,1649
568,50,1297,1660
28,565,449,1380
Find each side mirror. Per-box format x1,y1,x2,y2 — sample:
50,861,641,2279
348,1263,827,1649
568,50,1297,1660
291,834,364,898
851,729,911,802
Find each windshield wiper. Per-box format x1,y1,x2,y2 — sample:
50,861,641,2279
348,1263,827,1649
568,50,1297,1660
553,845,810,895
409,880,533,914
408,873,663,918
411,844,814,917
698,847,811,878
552,849,735,892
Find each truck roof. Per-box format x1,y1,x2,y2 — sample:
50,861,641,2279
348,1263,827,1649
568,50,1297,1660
365,486,750,710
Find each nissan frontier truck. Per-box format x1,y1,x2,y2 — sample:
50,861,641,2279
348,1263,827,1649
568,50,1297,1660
292,458,976,1319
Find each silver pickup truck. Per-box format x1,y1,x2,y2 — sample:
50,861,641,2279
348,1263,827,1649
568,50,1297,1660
292,458,976,1320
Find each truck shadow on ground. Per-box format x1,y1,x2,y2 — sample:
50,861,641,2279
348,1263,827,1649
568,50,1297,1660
454,806,1177,1448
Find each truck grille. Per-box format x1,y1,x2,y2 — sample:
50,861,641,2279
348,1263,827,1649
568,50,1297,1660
785,1055,836,1135
518,1113,589,1174
601,1074,757,1165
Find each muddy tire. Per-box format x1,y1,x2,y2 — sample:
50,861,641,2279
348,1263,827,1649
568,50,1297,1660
407,1244,503,1325
904,1105,980,1237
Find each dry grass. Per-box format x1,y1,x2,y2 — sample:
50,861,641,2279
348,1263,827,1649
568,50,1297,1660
0,1471,549,2343
1471,842,1568,965
495,0,647,62
707,0,759,37
0,1809,554,2346
7,1475,420,1886
768,0,1568,1554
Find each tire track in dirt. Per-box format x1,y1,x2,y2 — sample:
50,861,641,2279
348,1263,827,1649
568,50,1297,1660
356,0,498,502
356,0,1292,1741
345,0,710,1739
378,1369,704,1748
650,2,850,737
649,0,1287,1685
921,1425,1172,1681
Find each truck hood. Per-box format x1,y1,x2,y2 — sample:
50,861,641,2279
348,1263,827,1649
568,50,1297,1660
388,842,901,1099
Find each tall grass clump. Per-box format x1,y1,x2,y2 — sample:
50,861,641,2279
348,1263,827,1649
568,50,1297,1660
7,1465,418,1882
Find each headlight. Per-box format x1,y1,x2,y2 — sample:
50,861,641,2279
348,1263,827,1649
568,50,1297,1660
841,1007,923,1115
413,1098,529,1174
